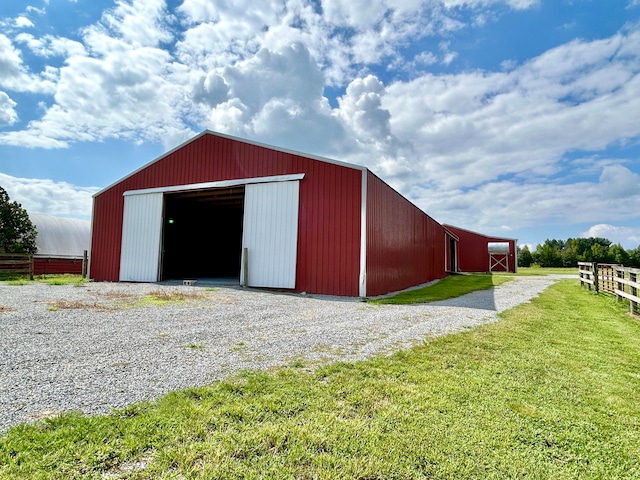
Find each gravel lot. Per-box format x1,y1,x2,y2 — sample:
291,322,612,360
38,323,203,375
0,276,570,433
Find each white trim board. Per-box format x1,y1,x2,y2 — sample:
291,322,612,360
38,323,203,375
359,170,368,298
123,174,305,197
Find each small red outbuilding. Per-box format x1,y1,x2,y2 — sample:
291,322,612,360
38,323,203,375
443,225,517,273
90,131,456,297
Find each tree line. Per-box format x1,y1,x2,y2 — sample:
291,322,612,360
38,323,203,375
518,237,640,268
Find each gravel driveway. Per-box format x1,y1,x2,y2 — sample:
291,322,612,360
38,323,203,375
0,276,569,433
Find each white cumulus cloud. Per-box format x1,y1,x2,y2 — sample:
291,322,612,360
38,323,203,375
581,225,640,249
0,0,637,239
0,34,56,94
0,92,18,126
0,173,99,218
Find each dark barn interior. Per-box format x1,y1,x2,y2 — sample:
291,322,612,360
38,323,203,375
161,187,244,280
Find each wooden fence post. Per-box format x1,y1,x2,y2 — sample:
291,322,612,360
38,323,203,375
82,250,88,278
616,267,624,303
29,254,34,280
631,271,638,316
593,263,599,294
613,266,639,317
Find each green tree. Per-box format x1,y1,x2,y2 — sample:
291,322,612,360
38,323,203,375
517,245,533,267
589,243,607,263
535,240,563,267
607,244,630,265
0,186,37,254
561,238,580,266
628,246,640,267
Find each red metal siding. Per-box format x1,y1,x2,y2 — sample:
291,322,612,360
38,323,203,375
366,171,447,297
34,257,83,276
444,225,516,273
90,133,362,296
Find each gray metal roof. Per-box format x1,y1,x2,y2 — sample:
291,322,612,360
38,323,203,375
29,213,91,257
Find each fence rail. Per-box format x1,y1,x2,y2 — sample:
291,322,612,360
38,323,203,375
0,254,34,280
578,261,596,290
616,266,639,317
579,261,639,317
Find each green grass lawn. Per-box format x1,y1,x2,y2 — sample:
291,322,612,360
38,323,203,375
1,280,639,479
370,274,511,304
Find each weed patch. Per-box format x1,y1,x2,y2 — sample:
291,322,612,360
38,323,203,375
46,299,116,311
134,289,205,307
96,291,136,300
44,289,207,312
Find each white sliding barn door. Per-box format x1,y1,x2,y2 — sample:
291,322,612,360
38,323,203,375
119,192,164,282
241,181,300,288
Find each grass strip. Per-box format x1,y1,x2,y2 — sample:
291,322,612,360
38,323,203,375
370,273,511,304
2,274,88,286
1,280,639,479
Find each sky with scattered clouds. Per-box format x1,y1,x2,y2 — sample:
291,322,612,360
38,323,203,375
0,0,639,249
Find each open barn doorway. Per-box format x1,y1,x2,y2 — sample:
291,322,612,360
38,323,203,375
449,237,457,272
161,186,245,282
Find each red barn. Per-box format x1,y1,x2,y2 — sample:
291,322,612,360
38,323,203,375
90,131,456,297
443,225,517,273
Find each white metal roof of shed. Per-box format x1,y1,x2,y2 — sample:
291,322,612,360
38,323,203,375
29,213,91,257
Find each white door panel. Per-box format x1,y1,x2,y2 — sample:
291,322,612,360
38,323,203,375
120,193,163,282
242,182,299,288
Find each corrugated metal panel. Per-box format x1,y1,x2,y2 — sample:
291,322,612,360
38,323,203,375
30,214,90,257
119,193,163,282
34,258,83,275
296,159,361,296
242,181,299,288
91,132,362,295
90,188,124,281
366,171,447,297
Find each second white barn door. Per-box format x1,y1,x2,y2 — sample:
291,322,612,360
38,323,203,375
241,181,300,289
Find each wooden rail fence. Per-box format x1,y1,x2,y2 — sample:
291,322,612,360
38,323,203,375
0,254,34,280
579,261,639,317
615,266,639,317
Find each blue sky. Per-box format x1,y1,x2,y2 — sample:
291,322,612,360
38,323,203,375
0,0,639,249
